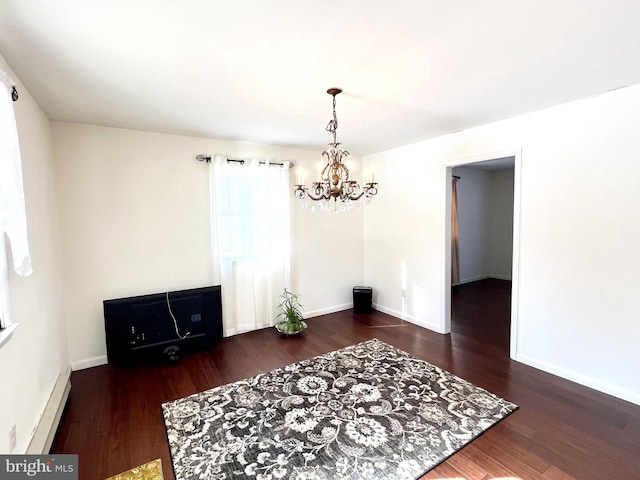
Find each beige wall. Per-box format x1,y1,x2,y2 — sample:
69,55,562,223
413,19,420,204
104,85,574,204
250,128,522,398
0,55,68,453
364,84,640,405
451,165,514,283
51,123,364,369
489,168,514,279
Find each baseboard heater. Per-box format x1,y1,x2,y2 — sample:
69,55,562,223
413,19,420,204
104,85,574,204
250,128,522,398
27,368,71,454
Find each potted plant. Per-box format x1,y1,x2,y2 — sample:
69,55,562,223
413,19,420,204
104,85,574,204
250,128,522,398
275,288,307,335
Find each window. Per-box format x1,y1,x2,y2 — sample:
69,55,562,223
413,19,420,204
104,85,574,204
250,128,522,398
0,233,8,329
215,162,290,263
0,232,18,348
209,157,291,335
1,70,32,341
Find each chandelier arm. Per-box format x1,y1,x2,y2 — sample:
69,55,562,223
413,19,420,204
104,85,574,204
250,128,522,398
347,191,365,201
347,183,379,201
305,189,330,201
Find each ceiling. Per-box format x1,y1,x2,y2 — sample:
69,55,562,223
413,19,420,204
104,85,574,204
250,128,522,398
1,1,640,156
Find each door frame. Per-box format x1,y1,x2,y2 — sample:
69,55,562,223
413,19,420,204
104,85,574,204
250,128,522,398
442,148,522,359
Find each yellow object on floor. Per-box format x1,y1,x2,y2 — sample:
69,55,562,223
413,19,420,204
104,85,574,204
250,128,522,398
105,459,163,480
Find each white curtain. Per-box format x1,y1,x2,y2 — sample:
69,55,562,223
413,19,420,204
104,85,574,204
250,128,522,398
0,70,31,277
209,156,290,336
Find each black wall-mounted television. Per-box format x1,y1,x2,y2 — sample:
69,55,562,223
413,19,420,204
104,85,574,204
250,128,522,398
103,285,223,364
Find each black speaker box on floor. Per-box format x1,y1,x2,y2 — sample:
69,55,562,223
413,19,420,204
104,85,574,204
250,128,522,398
353,286,373,313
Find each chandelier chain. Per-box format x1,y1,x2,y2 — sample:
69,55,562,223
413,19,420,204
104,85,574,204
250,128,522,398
325,93,338,144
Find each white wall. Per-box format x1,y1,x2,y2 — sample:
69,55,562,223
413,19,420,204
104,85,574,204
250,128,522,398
451,166,514,283
0,55,68,453
52,123,364,369
364,84,640,405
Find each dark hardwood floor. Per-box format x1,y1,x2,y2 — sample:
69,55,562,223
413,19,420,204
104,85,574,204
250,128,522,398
51,279,640,479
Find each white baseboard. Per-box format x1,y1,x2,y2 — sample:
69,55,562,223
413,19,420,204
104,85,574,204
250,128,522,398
71,355,107,371
27,366,72,454
490,273,512,281
515,353,640,406
304,303,352,319
295,302,446,335
453,274,512,286
372,304,446,334
71,300,444,370
455,274,490,285
71,309,351,368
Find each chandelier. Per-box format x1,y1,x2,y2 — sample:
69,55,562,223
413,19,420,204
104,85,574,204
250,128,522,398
294,88,378,212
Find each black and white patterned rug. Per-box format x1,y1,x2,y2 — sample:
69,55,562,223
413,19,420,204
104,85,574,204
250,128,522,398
162,339,517,480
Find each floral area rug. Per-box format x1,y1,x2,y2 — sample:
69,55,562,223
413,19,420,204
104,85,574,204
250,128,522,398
162,339,517,480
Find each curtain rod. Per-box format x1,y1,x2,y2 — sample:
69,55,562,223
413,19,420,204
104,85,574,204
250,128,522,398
195,154,294,168
453,175,460,179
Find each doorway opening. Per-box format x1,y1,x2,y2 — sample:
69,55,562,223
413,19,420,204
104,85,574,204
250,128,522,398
443,150,521,359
